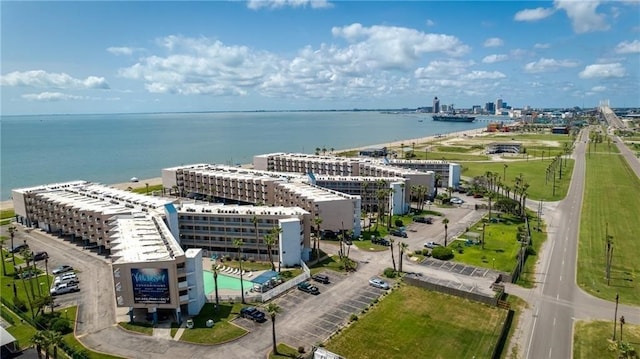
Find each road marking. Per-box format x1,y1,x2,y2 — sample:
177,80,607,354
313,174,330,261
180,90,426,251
526,307,540,358
557,294,559,300
553,317,556,327
549,347,553,358
559,275,562,281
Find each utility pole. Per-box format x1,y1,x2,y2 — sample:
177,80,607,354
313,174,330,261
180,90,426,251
613,293,619,340
620,316,625,342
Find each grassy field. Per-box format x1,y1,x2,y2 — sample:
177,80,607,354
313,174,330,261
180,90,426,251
461,158,574,201
324,284,507,359
2,303,37,350
449,215,546,280
269,343,302,358
577,151,640,305
178,302,248,344
130,184,163,194
574,320,640,359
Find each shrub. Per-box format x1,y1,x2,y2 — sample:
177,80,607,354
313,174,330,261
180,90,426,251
394,219,404,227
298,346,305,354
414,249,422,255
431,247,454,260
51,318,72,334
12,297,27,312
526,246,537,255
349,314,358,322
422,249,431,256
383,267,397,278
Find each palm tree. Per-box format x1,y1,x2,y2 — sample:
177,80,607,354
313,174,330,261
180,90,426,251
263,232,276,271
398,242,408,272
315,147,321,155
503,164,508,183
442,217,450,247
20,247,37,299
8,225,16,267
313,217,323,261
212,265,220,306
322,147,327,155
250,216,259,258
43,330,62,359
266,303,282,355
32,330,46,359
271,226,283,272
330,147,335,154
389,237,396,272
0,236,7,276
232,238,245,304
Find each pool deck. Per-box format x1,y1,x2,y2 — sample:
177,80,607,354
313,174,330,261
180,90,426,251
203,257,267,298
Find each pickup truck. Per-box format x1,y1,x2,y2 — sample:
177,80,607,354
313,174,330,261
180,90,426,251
240,307,266,323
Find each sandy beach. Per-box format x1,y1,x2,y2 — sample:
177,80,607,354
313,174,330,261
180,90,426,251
0,126,491,213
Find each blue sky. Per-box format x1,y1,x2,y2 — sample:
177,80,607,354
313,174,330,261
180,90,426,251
1,0,639,115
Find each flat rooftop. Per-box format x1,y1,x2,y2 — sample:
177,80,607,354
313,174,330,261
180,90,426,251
177,203,309,216
110,213,184,264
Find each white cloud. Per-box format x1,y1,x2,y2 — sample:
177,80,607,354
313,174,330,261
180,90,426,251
247,0,333,10
331,23,471,59
107,46,144,56
514,7,556,21
579,63,626,78
483,37,504,47
21,92,84,101
463,71,506,80
0,70,109,89
414,60,475,79
554,0,609,34
591,85,606,92
524,58,579,73
426,19,435,27
482,54,508,63
614,40,640,54
534,43,550,49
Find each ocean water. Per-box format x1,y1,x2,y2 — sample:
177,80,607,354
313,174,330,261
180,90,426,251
1,111,502,200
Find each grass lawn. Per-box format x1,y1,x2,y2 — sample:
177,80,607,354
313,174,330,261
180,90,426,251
309,254,355,273
578,152,640,305
574,320,640,359
178,302,247,344
117,321,153,335
460,158,574,201
325,284,507,359
2,303,37,351
130,184,163,194
60,306,126,359
420,152,490,161
516,215,547,288
449,213,527,273
269,343,302,358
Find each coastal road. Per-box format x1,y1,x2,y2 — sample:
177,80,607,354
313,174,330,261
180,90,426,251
523,128,640,359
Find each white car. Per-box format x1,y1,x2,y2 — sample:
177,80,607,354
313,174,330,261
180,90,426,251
424,241,441,248
54,273,79,285
369,278,390,290
50,282,79,296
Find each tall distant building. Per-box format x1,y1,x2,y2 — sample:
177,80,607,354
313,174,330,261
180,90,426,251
495,98,503,114
485,102,495,113
433,97,440,114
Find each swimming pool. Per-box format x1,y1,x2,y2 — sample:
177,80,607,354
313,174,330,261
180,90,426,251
203,270,254,294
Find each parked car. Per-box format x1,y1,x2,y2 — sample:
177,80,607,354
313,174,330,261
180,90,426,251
450,197,464,204
54,273,79,286
320,230,338,240
52,265,74,275
369,278,390,290
50,282,79,296
424,241,441,248
372,237,391,246
413,216,433,224
390,229,408,238
297,281,320,295
34,251,49,261
312,274,330,284
9,244,29,254
240,306,266,322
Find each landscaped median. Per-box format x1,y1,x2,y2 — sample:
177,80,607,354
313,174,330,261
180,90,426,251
323,284,508,359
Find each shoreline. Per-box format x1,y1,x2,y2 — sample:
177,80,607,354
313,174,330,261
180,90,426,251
1,126,492,212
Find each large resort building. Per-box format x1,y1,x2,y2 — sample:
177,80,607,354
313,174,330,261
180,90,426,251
10,152,452,322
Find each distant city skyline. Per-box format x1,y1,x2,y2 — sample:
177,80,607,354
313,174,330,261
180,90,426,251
1,1,639,115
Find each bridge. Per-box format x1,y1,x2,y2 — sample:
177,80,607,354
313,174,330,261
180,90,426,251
599,103,627,129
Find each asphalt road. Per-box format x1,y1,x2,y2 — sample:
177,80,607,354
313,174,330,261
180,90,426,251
523,128,640,359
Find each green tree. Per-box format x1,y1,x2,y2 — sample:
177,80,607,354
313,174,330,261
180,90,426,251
212,265,220,306
232,238,246,304
389,237,396,272
313,217,323,261
398,242,408,273
442,217,450,247
263,232,276,272
32,330,46,359
271,226,283,272
0,236,7,276
266,303,282,355
43,330,63,359
20,246,37,299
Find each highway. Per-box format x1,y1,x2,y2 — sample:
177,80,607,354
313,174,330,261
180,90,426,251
522,128,640,359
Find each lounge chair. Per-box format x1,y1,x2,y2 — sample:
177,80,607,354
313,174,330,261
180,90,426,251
247,271,253,277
